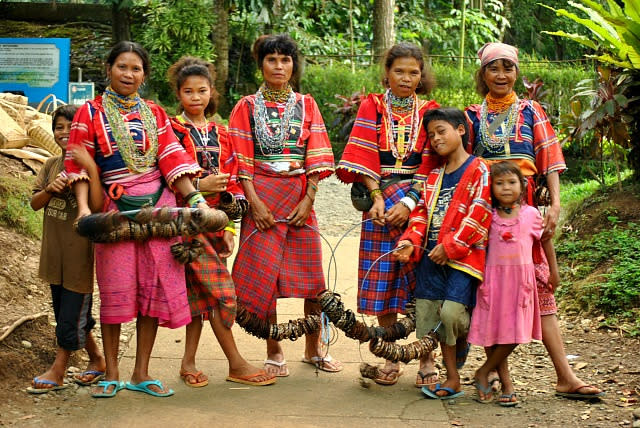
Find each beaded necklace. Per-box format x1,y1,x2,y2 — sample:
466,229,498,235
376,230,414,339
253,84,297,155
261,83,293,103
486,91,517,113
384,89,420,161
180,113,218,174
102,87,158,173
479,96,520,155
388,91,414,114
496,202,519,214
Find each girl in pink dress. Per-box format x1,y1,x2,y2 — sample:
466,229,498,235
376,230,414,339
468,161,558,407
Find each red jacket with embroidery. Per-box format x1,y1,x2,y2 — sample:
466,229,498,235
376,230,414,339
399,156,492,281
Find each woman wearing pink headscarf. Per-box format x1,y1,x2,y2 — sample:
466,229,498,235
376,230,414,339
463,42,603,403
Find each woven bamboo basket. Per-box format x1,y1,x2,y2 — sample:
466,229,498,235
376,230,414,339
27,118,61,156
0,104,30,149
0,99,26,129
0,93,28,105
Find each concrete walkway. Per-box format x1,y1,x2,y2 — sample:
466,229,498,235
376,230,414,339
52,237,452,427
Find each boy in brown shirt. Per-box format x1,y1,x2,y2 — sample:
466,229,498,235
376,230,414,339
27,105,105,393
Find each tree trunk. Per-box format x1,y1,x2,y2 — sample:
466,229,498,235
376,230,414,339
213,0,230,115
372,0,395,61
111,1,131,43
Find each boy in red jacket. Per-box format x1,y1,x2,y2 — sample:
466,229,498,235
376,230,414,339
394,108,492,400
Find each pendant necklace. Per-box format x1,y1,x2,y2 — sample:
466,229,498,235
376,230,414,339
181,113,218,174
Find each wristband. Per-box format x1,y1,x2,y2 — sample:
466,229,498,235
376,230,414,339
188,192,206,208
399,196,417,212
407,188,421,203
224,220,236,235
369,188,383,200
307,181,318,193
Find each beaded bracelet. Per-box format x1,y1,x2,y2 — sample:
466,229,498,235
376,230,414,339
369,188,383,200
188,192,206,208
224,220,236,235
398,197,416,212
407,188,421,203
184,191,200,203
307,181,318,193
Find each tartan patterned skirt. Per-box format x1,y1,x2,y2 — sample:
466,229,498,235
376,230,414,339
232,173,325,320
357,181,416,316
185,232,237,328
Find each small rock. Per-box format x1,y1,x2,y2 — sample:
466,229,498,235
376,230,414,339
633,421,640,428
119,335,128,341
633,408,640,419
566,323,575,330
21,340,32,348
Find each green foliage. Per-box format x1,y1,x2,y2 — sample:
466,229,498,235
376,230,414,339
135,0,215,104
0,176,42,239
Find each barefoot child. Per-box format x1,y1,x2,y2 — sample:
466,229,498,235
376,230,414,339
467,161,559,406
168,56,275,387
393,108,492,399
28,105,105,394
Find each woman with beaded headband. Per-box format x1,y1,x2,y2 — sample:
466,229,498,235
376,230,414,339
228,34,340,377
65,41,210,398
168,56,275,387
464,42,603,401
336,42,440,386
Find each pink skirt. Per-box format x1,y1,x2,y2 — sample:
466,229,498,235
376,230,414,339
95,171,191,328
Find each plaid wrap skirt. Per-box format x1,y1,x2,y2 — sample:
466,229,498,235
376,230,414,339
357,181,415,316
185,232,237,328
232,173,325,319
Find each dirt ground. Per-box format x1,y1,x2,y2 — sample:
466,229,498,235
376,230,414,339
0,159,639,427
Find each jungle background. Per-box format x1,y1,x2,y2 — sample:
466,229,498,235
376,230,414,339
0,0,639,426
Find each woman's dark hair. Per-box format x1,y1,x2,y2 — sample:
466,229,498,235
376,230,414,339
167,56,219,116
105,41,151,77
474,58,519,97
490,161,527,205
381,43,435,95
51,105,78,132
252,34,301,87
423,107,469,148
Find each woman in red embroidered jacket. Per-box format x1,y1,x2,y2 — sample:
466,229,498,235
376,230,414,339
394,108,492,399
336,43,439,386
465,42,602,400
168,56,275,387
228,34,339,377
65,42,208,398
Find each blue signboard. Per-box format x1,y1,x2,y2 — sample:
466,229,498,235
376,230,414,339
0,38,71,105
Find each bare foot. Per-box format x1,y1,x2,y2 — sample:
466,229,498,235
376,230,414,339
229,361,274,383
435,378,462,397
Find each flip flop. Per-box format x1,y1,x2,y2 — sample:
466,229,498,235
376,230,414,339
302,355,343,373
91,380,124,398
264,359,290,377
555,385,605,400
415,370,439,388
26,377,70,394
473,378,494,404
498,393,519,407
373,366,403,385
125,380,174,397
73,370,105,386
422,383,464,400
226,370,276,386
179,370,208,388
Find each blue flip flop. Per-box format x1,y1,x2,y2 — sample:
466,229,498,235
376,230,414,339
92,380,124,398
125,380,174,397
26,377,70,394
473,379,494,404
74,370,105,386
422,383,464,400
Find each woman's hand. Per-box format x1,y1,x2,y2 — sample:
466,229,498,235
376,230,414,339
392,240,414,263
218,230,235,259
428,244,448,265
199,173,229,194
386,202,411,228
47,173,68,194
250,197,276,231
368,197,386,227
287,196,313,227
542,203,560,241
70,145,96,173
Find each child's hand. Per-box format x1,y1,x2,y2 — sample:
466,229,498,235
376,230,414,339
46,174,68,194
386,202,411,228
548,269,561,292
428,244,448,265
218,230,235,259
392,240,414,263
199,173,229,194
70,145,96,172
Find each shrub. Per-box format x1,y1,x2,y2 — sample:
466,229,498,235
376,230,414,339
0,175,42,239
